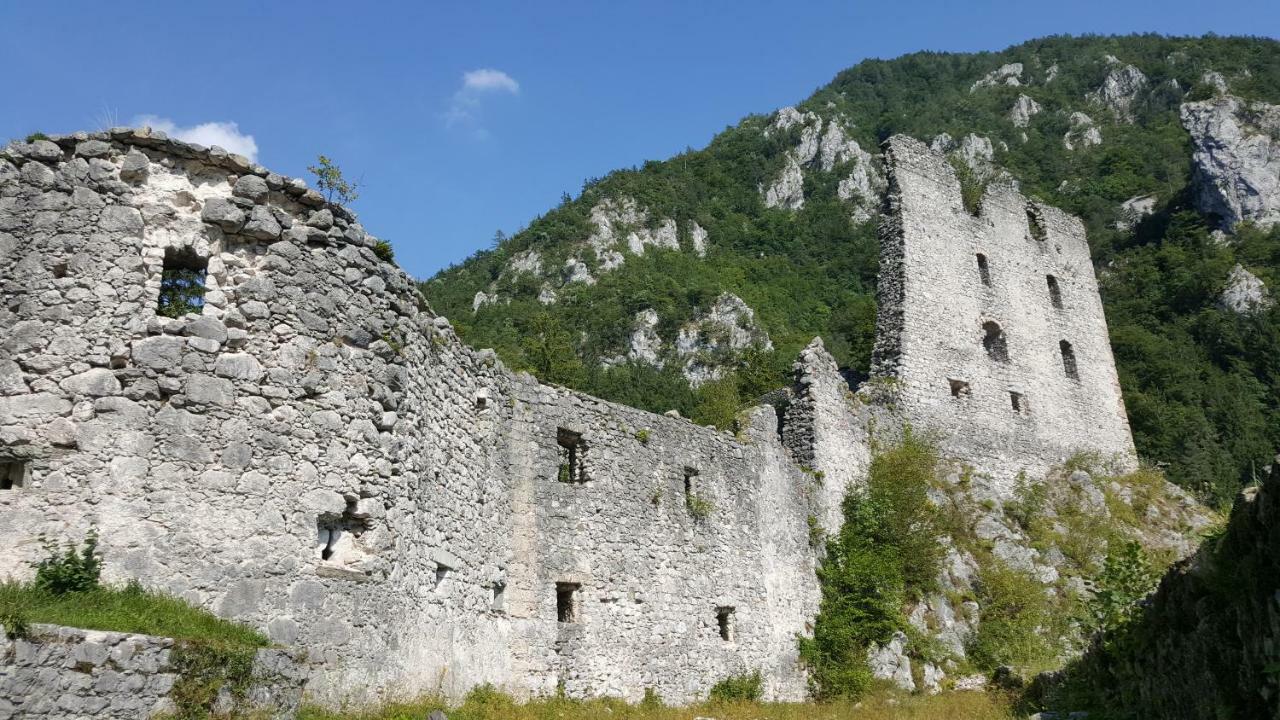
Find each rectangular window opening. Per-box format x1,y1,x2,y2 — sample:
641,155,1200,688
976,253,991,286
1027,206,1047,241
316,499,369,562
435,564,452,590
948,379,971,399
683,467,698,502
556,582,580,623
557,428,585,483
0,461,28,491
1010,391,1028,415
492,582,506,612
157,247,208,318
1047,275,1063,309
716,606,735,642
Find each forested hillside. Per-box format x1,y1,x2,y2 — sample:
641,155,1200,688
423,34,1280,506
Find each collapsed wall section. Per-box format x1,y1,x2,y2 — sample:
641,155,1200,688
871,135,1135,488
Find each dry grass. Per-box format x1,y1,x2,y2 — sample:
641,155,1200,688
298,688,1017,720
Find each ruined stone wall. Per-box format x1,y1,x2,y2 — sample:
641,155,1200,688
0,623,305,719
0,130,820,705
872,135,1135,489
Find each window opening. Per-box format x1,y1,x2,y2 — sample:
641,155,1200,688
492,582,506,612
556,582,580,623
976,253,991,286
716,607,735,642
1060,340,1079,380
1010,391,1028,415
316,498,369,562
949,379,971,399
557,428,585,483
157,247,208,318
1027,206,1047,241
982,321,1009,363
1047,275,1063,309
0,461,27,491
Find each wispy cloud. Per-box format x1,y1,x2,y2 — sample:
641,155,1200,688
444,68,520,138
131,115,259,161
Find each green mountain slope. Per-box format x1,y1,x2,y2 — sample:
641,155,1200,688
422,34,1280,506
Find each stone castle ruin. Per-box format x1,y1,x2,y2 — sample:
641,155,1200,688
0,129,1134,704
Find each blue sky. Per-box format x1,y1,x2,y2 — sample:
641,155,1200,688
2,1,1276,278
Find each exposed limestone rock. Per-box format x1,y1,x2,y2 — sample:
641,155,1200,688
1010,94,1042,128
537,283,557,305
1114,195,1156,230
970,63,1023,92
688,221,708,258
868,631,915,690
1045,63,1060,83
1218,264,1272,315
1181,96,1280,229
1089,56,1148,122
1202,70,1229,94
676,294,772,386
1063,112,1103,150
563,256,595,285
472,289,497,312
764,155,806,210
929,133,956,154
627,309,663,367
506,249,542,276
957,134,996,178
763,108,883,216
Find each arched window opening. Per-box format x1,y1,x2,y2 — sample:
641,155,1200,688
982,321,1009,363
1060,340,1079,380
976,254,991,286
1047,275,1063,309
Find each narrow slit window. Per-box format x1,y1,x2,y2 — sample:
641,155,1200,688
1010,391,1028,415
435,564,452,589
492,582,506,612
1060,340,1079,380
157,248,208,318
0,461,27,491
716,607,735,642
976,253,991,286
1027,206,1047,241
982,321,1009,363
557,428,585,483
683,467,698,508
1047,275,1063,309
556,582,580,623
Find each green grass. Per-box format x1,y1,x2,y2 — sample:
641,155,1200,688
0,580,268,648
298,686,1018,720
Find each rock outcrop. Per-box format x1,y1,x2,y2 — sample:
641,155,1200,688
1063,112,1102,150
971,63,1023,91
762,107,883,217
675,293,772,386
1181,96,1280,229
1218,264,1272,315
1010,94,1042,128
1089,56,1148,122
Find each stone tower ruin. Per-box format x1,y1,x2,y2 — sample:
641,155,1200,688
872,135,1136,485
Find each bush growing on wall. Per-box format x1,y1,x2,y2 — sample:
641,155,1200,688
33,531,102,594
800,431,942,699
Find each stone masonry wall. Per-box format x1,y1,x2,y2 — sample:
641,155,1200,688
0,623,305,719
872,135,1135,490
0,129,821,705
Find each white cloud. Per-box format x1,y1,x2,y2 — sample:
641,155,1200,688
462,68,520,94
131,115,259,161
444,69,520,136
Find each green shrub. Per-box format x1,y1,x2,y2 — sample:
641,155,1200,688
640,686,663,708
454,683,518,720
686,494,713,520
372,240,395,262
1082,540,1158,636
25,132,50,143
0,606,30,639
965,562,1060,672
708,670,763,702
800,431,942,699
33,531,102,594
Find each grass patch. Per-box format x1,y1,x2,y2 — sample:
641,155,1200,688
965,562,1062,674
0,580,268,648
299,687,1017,720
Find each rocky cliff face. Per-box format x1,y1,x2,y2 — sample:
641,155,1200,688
1182,95,1280,229
1043,463,1280,719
